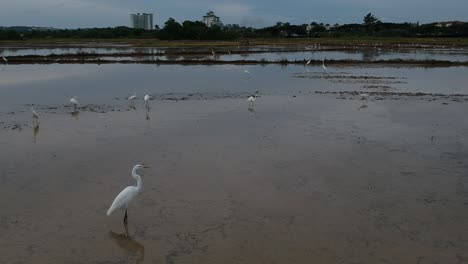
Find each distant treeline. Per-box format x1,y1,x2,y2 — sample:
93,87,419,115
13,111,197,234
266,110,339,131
1,14,467,40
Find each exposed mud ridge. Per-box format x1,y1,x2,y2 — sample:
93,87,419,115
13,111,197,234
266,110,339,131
315,90,468,100
3,57,468,67
295,73,407,80
362,85,395,91
3,46,399,58
296,72,408,91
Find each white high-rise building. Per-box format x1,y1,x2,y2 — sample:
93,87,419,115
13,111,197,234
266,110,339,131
130,13,154,30
202,11,223,28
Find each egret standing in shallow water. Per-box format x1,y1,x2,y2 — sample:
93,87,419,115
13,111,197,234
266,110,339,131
70,97,80,112
322,59,327,71
31,107,39,127
244,69,252,79
247,95,257,109
306,59,311,66
360,93,370,101
2,56,7,63
107,164,149,236
144,95,150,109
128,94,137,107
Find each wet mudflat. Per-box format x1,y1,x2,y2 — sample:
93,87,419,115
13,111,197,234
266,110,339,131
1,62,468,263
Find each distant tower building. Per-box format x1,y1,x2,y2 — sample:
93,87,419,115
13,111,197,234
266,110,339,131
130,13,154,30
202,11,223,28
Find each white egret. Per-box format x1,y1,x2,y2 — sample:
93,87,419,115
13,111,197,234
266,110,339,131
107,164,149,235
247,95,257,109
322,59,327,71
128,94,137,106
70,97,80,111
244,69,252,78
360,93,370,101
2,56,7,63
31,107,39,126
144,95,150,108
211,49,216,56
306,59,311,66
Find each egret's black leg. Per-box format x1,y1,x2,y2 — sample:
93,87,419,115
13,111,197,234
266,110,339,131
124,209,129,236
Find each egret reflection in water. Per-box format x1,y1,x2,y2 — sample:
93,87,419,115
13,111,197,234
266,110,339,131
71,110,80,119
33,125,39,143
145,107,150,120
109,231,145,264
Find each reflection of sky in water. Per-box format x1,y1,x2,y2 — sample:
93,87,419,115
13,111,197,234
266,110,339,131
1,47,468,62
0,64,467,112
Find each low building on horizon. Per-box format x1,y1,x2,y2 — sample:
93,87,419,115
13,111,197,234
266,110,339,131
202,11,223,28
130,13,154,30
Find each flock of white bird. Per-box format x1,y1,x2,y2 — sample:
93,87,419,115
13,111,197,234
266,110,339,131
30,94,152,129
28,93,152,236
21,54,373,237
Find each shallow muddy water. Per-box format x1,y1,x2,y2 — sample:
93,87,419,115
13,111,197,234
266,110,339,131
0,64,467,112
2,46,468,62
1,58,468,263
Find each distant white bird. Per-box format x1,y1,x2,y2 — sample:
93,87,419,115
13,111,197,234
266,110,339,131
31,107,39,126
360,93,370,101
144,94,150,108
70,97,80,111
211,49,215,55
247,95,257,109
128,94,137,106
244,69,252,78
107,164,149,235
306,59,311,66
2,56,7,63
322,59,327,71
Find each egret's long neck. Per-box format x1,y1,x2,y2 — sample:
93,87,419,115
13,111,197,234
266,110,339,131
132,168,142,192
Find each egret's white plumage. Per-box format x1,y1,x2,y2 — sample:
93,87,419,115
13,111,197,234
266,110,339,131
107,164,148,217
244,69,252,78
70,97,80,110
31,107,39,120
322,59,327,71
144,95,150,108
211,49,215,55
128,94,137,106
306,59,311,66
31,107,39,126
2,56,7,63
247,95,257,108
360,93,370,101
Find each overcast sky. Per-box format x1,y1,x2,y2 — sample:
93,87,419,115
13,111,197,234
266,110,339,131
0,0,467,28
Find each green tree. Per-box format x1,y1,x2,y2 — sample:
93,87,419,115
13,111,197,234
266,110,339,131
363,13,380,26
161,18,182,39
